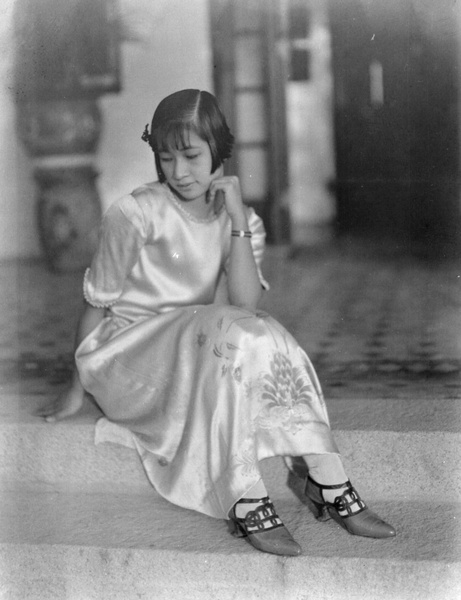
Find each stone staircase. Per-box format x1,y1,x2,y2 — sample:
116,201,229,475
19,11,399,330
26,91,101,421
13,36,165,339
0,390,459,600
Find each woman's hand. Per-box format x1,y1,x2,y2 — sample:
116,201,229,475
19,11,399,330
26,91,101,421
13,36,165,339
37,384,86,423
208,174,247,225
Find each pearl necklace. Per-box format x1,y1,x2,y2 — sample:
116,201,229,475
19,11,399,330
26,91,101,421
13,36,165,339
166,185,223,223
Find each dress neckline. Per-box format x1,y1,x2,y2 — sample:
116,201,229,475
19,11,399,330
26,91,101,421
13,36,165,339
165,184,224,223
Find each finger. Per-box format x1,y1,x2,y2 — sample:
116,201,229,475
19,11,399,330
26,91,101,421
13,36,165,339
208,180,226,203
212,164,224,179
36,403,57,417
208,167,225,196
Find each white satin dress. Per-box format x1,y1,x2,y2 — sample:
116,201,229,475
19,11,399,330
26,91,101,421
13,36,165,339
75,181,338,519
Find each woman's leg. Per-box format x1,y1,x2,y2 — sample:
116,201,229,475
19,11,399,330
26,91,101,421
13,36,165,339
303,453,347,484
233,479,268,517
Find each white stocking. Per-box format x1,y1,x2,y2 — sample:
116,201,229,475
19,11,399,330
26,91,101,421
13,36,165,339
303,453,349,504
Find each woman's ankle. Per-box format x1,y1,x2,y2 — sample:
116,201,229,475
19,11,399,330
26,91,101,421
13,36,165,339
302,453,348,486
233,479,269,518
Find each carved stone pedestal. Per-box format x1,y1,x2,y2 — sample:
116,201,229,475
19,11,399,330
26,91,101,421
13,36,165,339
35,166,101,272
17,99,103,272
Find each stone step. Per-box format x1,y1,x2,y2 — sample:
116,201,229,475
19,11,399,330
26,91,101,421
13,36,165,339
1,411,459,503
0,490,459,600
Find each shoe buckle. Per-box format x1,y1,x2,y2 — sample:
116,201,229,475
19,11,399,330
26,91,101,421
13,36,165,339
244,500,280,533
334,486,366,516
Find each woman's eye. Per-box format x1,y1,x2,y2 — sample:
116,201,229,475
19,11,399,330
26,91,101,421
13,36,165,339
186,154,199,160
159,156,172,162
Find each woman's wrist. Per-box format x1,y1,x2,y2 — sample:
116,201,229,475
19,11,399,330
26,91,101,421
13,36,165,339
232,229,252,238
229,211,249,231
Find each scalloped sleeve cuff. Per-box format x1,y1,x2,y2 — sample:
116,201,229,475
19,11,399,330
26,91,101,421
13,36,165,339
83,268,119,308
248,208,270,291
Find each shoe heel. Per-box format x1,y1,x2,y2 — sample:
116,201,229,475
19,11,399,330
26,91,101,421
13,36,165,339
287,471,306,503
227,517,247,538
287,471,332,522
304,495,331,522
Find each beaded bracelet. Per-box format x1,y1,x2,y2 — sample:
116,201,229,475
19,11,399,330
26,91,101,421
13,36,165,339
231,230,252,238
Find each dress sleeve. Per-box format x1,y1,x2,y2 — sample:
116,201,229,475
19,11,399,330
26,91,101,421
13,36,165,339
247,207,270,291
83,194,149,307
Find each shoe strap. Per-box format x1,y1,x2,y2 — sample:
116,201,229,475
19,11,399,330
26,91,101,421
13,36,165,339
235,497,283,535
306,476,367,516
307,475,351,490
235,495,271,504
332,485,366,517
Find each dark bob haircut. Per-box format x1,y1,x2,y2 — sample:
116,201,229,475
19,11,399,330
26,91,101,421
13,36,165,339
142,89,234,183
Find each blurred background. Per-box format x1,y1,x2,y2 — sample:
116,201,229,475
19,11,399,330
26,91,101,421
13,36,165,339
2,0,460,266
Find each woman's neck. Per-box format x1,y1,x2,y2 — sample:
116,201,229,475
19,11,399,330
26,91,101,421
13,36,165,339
166,185,222,222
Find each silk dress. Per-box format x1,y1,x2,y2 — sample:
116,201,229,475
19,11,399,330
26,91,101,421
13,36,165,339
75,181,338,519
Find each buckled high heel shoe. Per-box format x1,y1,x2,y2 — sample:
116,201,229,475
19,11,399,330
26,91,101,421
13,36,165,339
228,496,302,556
304,476,396,539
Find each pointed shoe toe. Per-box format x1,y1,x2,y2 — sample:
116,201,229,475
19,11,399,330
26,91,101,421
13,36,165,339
304,476,396,539
249,525,302,556
333,508,396,539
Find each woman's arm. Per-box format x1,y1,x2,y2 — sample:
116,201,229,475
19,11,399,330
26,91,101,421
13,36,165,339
227,204,262,311
38,302,105,422
75,302,105,346
208,175,262,311
39,193,148,421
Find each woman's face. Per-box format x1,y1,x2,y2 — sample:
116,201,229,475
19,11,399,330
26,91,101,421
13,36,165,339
158,130,215,203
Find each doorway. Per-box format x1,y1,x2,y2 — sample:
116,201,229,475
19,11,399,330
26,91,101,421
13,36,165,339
328,0,460,255
210,0,337,246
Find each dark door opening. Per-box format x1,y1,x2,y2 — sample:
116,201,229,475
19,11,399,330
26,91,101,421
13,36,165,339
328,0,460,256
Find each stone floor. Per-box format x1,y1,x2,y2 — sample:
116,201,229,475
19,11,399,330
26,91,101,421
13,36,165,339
262,241,461,402
1,238,459,411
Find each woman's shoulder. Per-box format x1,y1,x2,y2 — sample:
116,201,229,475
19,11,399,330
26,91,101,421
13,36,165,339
100,182,167,238
113,181,171,225
105,181,164,211
131,181,168,209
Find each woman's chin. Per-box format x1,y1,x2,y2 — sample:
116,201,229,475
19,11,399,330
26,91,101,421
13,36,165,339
169,184,193,202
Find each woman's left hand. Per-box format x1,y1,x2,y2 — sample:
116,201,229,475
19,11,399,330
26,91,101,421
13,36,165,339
208,175,247,223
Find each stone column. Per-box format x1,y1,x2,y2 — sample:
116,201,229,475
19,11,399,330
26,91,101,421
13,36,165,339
14,0,120,272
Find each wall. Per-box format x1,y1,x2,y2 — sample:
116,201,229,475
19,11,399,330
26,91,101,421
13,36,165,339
2,0,459,260
0,0,37,259
97,0,213,210
0,0,213,260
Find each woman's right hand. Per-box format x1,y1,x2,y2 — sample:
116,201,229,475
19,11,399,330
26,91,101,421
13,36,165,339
37,384,85,423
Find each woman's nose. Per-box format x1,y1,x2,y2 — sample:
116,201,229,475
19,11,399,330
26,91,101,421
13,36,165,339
173,157,189,179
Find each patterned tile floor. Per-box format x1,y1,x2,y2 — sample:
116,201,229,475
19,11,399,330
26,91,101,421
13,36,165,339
1,240,460,406
261,242,461,400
